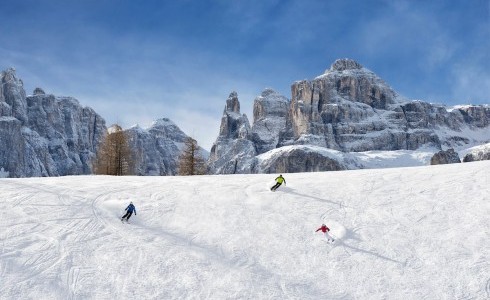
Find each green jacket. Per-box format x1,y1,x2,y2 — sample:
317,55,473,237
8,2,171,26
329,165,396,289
275,176,285,184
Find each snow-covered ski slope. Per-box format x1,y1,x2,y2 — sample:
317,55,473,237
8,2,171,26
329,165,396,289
1,161,489,299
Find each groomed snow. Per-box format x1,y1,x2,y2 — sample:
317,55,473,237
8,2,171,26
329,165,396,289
1,161,489,299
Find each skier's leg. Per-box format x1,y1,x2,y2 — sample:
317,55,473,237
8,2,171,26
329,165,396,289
271,183,281,190
126,212,133,221
121,212,129,220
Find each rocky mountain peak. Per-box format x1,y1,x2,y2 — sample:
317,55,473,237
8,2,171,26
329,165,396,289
1,67,27,123
329,58,363,72
256,88,288,102
1,67,18,80
260,88,277,97
208,92,256,174
33,87,46,95
151,117,177,128
225,91,240,113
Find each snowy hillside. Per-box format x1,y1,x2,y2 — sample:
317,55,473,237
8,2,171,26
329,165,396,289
1,161,489,299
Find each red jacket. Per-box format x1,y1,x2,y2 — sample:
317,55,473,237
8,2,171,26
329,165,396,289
316,225,330,233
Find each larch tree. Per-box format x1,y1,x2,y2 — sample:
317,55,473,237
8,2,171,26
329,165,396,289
94,124,135,176
178,137,207,175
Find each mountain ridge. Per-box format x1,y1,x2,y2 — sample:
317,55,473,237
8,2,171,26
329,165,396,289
1,59,489,177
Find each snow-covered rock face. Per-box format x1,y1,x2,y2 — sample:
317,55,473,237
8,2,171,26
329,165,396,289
462,143,490,162
218,91,251,139
290,59,400,150
0,68,106,177
288,59,490,152
126,118,207,176
0,68,27,123
457,105,489,128
250,88,290,154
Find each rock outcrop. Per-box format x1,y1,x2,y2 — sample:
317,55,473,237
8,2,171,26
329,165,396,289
256,146,346,173
250,88,290,154
0,68,28,123
462,143,490,162
0,68,106,177
208,92,257,174
430,149,461,165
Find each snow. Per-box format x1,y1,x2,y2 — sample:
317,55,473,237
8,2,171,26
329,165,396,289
352,148,436,168
257,145,344,162
459,142,490,158
1,161,489,299
447,104,490,112
434,126,490,152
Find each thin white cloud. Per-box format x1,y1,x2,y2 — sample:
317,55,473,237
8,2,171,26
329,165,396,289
450,56,490,104
360,1,459,69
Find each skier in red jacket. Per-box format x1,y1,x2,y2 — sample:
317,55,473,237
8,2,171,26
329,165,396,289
316,224,334,242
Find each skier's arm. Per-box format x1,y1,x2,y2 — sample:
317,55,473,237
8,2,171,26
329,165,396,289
134,208,137,215
315,228,321,232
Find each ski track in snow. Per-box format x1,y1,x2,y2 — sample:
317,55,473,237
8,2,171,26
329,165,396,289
0,161,489,299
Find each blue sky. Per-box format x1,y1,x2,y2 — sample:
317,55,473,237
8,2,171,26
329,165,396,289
1,0,489,150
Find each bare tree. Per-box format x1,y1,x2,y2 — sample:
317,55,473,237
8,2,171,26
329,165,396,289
178,137,207,175
94,124,135,175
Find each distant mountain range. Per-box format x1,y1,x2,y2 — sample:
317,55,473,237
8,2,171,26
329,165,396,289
1,59,489,177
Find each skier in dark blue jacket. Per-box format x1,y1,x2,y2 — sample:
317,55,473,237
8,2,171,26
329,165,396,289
121,202,136,222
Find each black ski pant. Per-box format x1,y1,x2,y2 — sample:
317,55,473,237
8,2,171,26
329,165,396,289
271,182,282,190
122,211,133,220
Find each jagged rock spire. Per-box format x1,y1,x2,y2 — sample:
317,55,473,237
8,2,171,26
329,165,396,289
208,91,256,174
225,91,240,113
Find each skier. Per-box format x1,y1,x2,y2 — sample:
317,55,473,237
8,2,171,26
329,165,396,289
270,174,286,191
316,224,334,242
121,202,136,222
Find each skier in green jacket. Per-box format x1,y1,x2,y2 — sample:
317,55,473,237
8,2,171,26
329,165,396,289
270,174,286,191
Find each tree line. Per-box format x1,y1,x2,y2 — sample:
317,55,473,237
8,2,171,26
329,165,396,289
93,124,206,176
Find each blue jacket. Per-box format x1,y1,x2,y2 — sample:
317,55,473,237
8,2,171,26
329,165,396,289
126,204,136,213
